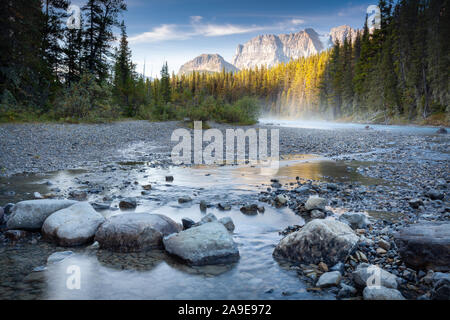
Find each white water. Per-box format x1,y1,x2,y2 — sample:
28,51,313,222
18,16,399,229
259,118,445,135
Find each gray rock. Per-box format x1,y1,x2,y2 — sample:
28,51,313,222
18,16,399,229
339,212,370,229
240,204,258,215
305,196,327,211
273,219,358,266
275,195,288,206
436,127,448,134
47,251,74,264
200,213,218,224
3,203,14,215
119,198,137,209
409,198,423,209
165,176,174,182
294,186,310,194
425,190,444,201
91,202,110,210
394,222,450,272
69,190,88,201
95,213,181,252
316,271,342,288
431,278,450,300
310,210,325,219
6,200,77,230
353,263,399,289
178,196,193,204
363,286,405,300
337,283,357,298
200,201,208,212
218,203,231,211
42,202,105,246
378,239,391,251
163,222,239,266
219,217,235,233
182,218,196,230
330,262,345,274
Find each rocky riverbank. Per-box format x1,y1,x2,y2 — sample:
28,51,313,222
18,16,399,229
0,120,448,300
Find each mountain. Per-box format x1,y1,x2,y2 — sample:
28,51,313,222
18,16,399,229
232,28,324,70
326,25,358,47
178,54,239,75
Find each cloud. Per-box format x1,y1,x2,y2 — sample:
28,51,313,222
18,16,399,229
129,17,305,44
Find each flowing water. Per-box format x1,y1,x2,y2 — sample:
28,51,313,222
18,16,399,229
0,155,388,300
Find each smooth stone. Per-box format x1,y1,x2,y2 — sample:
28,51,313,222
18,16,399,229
240,204,258,215
91,202,111,210
219,217,235,233
182,218,196,230
394,222,450,272
273,219,358,266
316,271,342,288
178,197,193,204
310,210,325,219
95,213,181,252
338,212,370,229
305,196,327,211
7,200,77,230
119,198,137,209
337,283,357,298
47,251,74,264
42,202,105,246
218,203,231,211
363,286,405,300
163,222,239,266
353,263,399,289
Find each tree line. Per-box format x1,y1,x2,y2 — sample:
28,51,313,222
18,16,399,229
1,0,448,125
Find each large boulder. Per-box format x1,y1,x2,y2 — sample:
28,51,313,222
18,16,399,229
7,200,77,230
353,263,399,289
95,213,181,252
42,202,105,246
305,196,327,211
163,222,240,266
363,286,405,300
339,212,371,229
394,222,450,272
273,219,358,266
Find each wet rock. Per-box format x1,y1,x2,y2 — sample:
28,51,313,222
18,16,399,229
339,212,370,229
3,203,14,215
273,219,359,266
178,196,193,204
166,176,174,182
394,222,450,272
425,190,444,201
436,127,448,134
305,196,327,211
353,263,399,289
7,200,77,230
378,239,391,251
257,205,265,213
275,195,288,207
337,283,357,299
219,217,235,233
218,203,231,211
42,202,105,247
409,198,423,209
431,278,450,300
200,213,218,224
68,190,88,201
91,202,110,210
200,201,208,212
142,185,152,191
47,251,74,264
95,213,181,252
0,206,4,225
330,262,345,274
119,198,137,210
327,183,338,191
240,204,258,215
318,262,328,272
316,271,342,288
310,210,325,219
363,286,405,300
182,218,196,230
163,222,240,266
5,230,30,241
294,186,310,194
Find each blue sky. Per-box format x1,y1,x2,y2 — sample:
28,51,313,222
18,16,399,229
75,0,376,76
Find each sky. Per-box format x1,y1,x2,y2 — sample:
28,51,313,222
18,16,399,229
75,0,376,76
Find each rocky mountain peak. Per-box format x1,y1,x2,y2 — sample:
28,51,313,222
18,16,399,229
178,54,238,75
